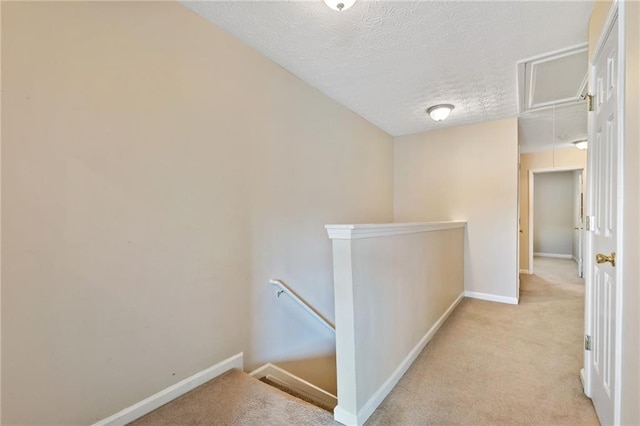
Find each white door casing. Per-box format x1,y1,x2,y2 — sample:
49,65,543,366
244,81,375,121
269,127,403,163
585,9,622,425
527,166,585,275
577,171,584,278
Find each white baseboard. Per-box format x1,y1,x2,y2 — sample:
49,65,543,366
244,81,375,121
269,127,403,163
341,291,465,426
249,363,337,410
465,291,519,305
533,252,573,259
92,352,243,426
580,367,592,397
334,404,358,426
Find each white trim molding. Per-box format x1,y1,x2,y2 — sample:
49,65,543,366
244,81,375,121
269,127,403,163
250,363,337,410
92,353,243,426
533,252,573,259
517,43,588,114
528,167,586,281
325,221,466,240
465,291,519,305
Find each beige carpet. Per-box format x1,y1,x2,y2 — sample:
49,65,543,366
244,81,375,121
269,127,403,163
531,256,586,286
130,369,336,426
366,257,598,425
130,257,598,425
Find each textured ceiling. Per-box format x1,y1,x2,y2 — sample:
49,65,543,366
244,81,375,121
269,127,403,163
518,44,589,153
181,0,594,145
519,103,588,153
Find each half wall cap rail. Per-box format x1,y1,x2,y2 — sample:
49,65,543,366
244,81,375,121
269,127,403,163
325,221,467,240
269,279,336,334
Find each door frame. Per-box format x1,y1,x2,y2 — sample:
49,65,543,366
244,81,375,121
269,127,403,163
527,167,585,275
583,3,625,424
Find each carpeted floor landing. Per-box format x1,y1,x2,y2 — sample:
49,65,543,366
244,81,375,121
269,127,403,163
131,257,598,425
366,257,598,425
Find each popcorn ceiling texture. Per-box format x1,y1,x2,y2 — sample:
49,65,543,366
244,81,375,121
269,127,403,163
182,0,593,139
519,102,588,153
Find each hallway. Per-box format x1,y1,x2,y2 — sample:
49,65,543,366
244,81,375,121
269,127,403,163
366,257,598,425
531,256,585,287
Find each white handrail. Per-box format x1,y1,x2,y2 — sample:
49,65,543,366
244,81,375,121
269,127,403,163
269,279,335,334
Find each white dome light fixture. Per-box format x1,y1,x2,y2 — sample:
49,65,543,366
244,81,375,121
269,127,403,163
573,139,588,150
427,104,454,122
323,0,356,11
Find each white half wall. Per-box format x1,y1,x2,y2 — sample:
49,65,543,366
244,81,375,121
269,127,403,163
326,222,465,425
393,118,519,301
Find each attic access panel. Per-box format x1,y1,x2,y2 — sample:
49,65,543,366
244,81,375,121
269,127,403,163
518,44,588,113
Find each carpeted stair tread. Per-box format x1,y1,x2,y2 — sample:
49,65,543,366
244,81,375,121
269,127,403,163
129,369,338,425
258,376,334,412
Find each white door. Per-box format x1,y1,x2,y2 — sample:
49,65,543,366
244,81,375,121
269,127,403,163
587,16,619,426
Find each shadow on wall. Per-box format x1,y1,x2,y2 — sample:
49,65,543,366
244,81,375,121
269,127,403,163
248,273,338,395
273,355,337,395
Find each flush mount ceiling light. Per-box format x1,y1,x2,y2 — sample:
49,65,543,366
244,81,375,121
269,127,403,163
426,104,454,122
323,0,356,11
573,139,588,150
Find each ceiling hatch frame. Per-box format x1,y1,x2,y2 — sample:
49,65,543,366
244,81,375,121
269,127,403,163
517,43,588,114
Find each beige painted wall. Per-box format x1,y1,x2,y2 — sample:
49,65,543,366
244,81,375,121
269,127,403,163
350,228,464,409
588,0,613,59
621,3,640,423
621,1,638,423
0,2,3,422
588,1,640,423
518,148,587,272
1,2,393,424
394,118,519,301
